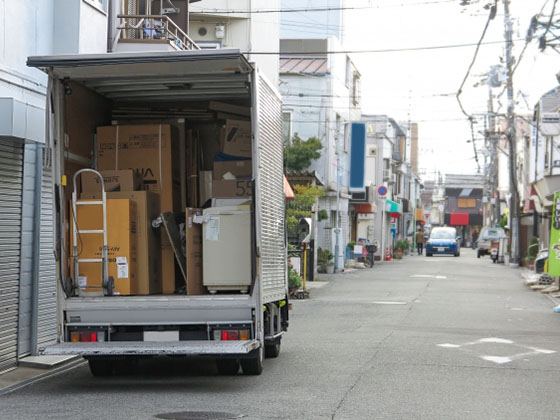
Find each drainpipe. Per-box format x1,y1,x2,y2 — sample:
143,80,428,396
31,144,43,355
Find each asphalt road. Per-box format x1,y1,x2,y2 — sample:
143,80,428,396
2,249,560,420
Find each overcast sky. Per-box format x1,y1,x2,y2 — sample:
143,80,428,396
340,0,560,179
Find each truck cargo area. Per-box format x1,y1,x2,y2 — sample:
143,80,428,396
28,50,288,374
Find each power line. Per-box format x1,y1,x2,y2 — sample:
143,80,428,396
248,37,523,55
191,0,460,15
456,1,497,120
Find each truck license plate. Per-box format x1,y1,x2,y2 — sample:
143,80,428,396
143,331,179,342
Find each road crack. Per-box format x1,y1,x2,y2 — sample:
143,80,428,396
331,331,394,420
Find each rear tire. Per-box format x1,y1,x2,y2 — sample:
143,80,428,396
216,359,240,375
477,251,481,258
87,358,114,377
241,348,264,375
265,340,281,358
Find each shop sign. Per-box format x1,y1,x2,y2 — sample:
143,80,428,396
549,193,560,276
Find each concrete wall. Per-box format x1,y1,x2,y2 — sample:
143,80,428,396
190,0,279,85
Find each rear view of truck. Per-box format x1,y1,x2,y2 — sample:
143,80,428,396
27,49,288,376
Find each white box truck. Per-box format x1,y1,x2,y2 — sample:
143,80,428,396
27,49,288,376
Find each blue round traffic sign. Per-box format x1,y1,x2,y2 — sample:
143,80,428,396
378,186,387,196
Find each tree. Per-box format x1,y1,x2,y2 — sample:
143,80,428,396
283,134,322,172
286,184,325,237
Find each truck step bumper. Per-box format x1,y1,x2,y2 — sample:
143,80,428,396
39,340,260,356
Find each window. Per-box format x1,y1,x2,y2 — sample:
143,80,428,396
352,72,361,106
345,56,352,87
282,112,292,143
196,41,222,49
458,198,476,208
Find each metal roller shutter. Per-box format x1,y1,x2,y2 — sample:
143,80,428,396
0,139,23,369
37,167,57,348
255,75,287,304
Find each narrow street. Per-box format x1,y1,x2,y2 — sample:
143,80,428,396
2,250,560,420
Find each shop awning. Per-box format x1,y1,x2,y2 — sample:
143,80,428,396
386,199,402,217
284,175,295,200
450,212,469,226
354,203,374,213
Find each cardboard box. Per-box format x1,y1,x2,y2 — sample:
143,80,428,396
213,160,252,180
161,246,177,294
199,171,213,206
81,169,143,193
96,124,181,214
97,124,181,287
212,179,253,198
185,208,205,295
71,199,137,295
221,120,252,158
81,191,161,295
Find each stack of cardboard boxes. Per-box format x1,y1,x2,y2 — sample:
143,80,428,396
72,119,254,296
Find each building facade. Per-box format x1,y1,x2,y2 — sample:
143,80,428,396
0,0,110,369
280,37,361,269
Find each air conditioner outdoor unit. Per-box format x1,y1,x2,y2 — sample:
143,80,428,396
350,186,369,202
383,169,391,181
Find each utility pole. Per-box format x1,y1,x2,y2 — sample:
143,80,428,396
503,0,520,265
486,81,500,226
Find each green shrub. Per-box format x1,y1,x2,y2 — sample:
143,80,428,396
288,264,302,289
528,237,539,259
318,209,328,221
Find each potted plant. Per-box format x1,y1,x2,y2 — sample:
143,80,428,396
288,263,303,296
326,250,335,274
346,241,357,259
393,239,409,260
317,248,328,273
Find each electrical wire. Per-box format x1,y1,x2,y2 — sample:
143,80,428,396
249,37,523,55
190,0,461,15
456,1,497,120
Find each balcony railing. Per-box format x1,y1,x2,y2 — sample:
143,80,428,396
117,14,200,51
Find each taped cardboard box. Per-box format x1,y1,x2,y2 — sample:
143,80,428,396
81,191,161,295
186,208,205,295
97,124,181,289
96,124,181,214
81,169,143,193
221,120,252,158
212,179,253,198
71,199,137,295
213,160,252,180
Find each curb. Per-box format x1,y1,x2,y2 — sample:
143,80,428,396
0,358,86,397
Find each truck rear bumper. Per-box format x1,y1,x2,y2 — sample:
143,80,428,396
39,340,260,357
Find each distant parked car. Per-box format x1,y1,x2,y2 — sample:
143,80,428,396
426,227,462,257
477,227,507,258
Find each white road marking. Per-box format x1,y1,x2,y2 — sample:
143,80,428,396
437,337,556,365
371,301,408,305
530,348,556,354
410,275,448,279
478,338,514,344
510,308,524,311
481,356,512,364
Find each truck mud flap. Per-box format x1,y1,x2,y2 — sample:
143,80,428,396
39,340,260,356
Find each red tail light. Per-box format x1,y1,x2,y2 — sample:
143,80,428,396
221,330,239,341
